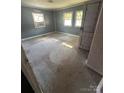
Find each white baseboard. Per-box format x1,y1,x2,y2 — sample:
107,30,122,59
57,32,80,37
86,63,102,75
22,31,80,41
22,32,55,41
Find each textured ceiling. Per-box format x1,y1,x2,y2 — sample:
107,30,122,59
21,0,91,9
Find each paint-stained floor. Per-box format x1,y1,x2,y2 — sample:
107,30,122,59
22,32,102,93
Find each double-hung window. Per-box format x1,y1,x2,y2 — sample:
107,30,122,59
32,13,45,28
75,11,83,27
64,12,72,26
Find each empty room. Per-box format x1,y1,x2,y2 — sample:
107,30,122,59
21,0,103,93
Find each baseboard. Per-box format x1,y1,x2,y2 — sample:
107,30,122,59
22,31,80,41
22,32,55,41
57,32,80,37
85,60,103,76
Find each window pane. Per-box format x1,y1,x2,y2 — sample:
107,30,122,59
32,13,44,22
75,11,83,27
64,12,72,26
38,16,44,22
76,20,82,27
64,20,71,26
32,13,45,28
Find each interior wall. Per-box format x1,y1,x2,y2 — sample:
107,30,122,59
21,2,101,39
21,7,55,39
55,5,86,35
79,2,101,50
87,6,103,75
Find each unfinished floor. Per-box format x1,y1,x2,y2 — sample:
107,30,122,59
22,32,102,93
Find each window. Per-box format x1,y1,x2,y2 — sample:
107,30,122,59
32,13,45,28
64,12,72,26
75,11,83,27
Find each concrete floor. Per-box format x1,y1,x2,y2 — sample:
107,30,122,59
22,32,102,93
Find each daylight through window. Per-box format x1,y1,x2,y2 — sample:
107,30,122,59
32,13,45,28
64,12,72,26
75,11,83,27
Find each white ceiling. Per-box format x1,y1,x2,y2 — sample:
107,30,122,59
21,0,91,9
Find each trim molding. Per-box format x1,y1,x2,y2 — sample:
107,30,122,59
85,59,102,75
22,31,80,41
57,32,80,37
86,62,102,75
22,32,55,41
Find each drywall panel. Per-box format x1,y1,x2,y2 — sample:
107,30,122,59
87,7,103,75
83,3,100,32
80,2,100,50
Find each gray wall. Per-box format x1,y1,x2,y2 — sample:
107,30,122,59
79,2,101,50
21,7,54,39
21,2,100,38
87,7,103,75
55,5,86,35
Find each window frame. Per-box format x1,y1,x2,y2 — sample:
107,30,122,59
63,12,73,27
75,10,83,27
32,12,45,28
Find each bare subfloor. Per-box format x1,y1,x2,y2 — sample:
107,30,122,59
22,32,102,93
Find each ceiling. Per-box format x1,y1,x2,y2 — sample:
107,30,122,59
21,0,92,9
